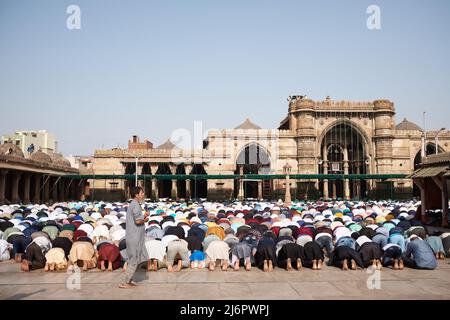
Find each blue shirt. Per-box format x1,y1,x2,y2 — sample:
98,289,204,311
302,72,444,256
388,233,406,252
405,239,438,269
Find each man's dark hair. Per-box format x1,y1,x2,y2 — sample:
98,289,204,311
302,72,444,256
130,186,143,199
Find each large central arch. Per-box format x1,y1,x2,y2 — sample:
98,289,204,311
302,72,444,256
234,143,271,199
318,121,370,199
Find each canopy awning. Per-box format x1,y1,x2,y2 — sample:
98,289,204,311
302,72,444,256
409,165,449,178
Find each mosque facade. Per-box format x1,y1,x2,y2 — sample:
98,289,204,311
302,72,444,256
90,97,450,202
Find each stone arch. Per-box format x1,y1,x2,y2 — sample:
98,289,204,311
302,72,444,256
234,142,272,172
234,142,272,199
156,163,172,199
317,119,372,159
176,164,187,199
318,120,370,200
190,164,207,199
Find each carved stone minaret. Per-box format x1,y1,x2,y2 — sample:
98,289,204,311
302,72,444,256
292,98,316,174
373,99,395,174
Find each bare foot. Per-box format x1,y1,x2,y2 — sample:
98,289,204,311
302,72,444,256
342,259,348,271
371,259,377,269
393,259,399,270
268,260,273,272
148,260,153,271
101,260,106,271
351,259,356,270
118,283,133,289
175,259,182,272
317,260,323,270
233,260,239,271
15,253,22,263
82,260,88,272
245,260,251,271
312,259,318,270
222,260,228,271
209,262,215,271
376,259,382,270
44,263,50,272
263,260,268,272
287,258,292,271
297,258,302,271
398,259,404,270
21,260,30,272
108,261,113,272
50,263,55,272
167,264,174,272
153,259,158,271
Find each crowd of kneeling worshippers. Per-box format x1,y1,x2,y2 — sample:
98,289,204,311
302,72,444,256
1,199,449,273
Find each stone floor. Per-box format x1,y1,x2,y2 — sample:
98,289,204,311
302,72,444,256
1,259,450,300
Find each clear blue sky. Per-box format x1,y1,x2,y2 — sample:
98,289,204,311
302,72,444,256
1,0,449,155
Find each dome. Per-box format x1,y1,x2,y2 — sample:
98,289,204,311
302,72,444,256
396,118,422,131
51,153,72,167
234,118,261,130
156,139,178,150
0,143,24,158
30,151,53,163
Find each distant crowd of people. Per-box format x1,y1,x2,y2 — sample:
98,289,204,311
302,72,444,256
1,187,449,289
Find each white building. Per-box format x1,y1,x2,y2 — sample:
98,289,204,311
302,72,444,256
1,130,56,155
65,155,93,170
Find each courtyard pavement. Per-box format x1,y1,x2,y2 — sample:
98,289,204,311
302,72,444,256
1,259,450,300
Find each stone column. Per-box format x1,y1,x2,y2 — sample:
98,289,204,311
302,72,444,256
186,179,191,199
137,164,144,188
343,147,350,200
258,180,263,200
11,172,21,204
322,145,329,200
238,166,244,200
23,173,31,204
151,178,158,200
184,164,192,200
419,179,426,220
323,162,329,200
80,180,86,201
354,166,361,199
171,179,177,199
33,174,41,203
332,180,337,200
150,164,159,200
284,174,292,207
0,170,7,205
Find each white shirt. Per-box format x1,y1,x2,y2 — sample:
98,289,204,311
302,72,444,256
334,227,352,241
